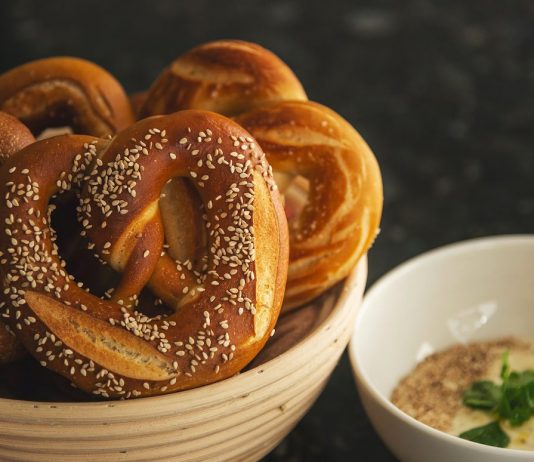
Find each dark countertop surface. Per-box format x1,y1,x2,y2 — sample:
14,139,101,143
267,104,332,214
2,0,534,460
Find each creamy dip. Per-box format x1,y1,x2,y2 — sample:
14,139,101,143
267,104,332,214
391,337,534,450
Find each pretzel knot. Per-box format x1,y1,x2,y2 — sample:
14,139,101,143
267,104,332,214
140,40,383,309
0,110,288,398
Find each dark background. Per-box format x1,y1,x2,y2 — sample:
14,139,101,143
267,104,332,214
2,0,534,460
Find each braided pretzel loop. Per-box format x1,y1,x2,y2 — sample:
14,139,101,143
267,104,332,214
0,110,288,398
0,57,134,137
141,40,383,309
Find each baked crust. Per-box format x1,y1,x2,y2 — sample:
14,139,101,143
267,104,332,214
0,57,134,137
237,101,382,308
0,111,288,398
140,40,307,118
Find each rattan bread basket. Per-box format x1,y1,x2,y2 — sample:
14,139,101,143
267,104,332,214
0,257,367,462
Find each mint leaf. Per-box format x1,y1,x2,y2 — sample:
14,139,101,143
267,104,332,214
499,371,534,426
500,350,510,382
463,380,501,410
508,370,534,388
525,380,534,408
459,421,510,448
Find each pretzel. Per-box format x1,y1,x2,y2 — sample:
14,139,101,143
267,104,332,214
237,101,382,307
0,110,288,398
0,57,134,137
139,40,307,118
0,112,35,364
140,40,383,308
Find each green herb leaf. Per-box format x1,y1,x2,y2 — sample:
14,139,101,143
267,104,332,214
461,350,534,445
498,370,534,426
459,421,510,448
508,370,534,388
500,350,510,382
463,380,502,410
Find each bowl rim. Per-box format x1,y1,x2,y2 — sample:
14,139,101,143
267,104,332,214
0,257,368,415
349,234,534,457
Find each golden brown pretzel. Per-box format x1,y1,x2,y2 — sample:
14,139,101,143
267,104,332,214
0,57,134,137
0,112,35,364
0,110,288,398
237,101,382,307
140,40,307,118
140,40,383,308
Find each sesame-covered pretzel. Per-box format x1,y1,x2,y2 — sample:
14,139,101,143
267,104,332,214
0,57,134,137
140,40,383,309
0,111,35,364
0,110,288,398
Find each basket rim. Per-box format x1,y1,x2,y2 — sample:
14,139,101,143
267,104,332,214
0,257,367,416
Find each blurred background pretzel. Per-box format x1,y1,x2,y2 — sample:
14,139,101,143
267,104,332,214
0,57,134,138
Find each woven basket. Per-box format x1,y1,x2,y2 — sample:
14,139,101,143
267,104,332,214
0,257,367,462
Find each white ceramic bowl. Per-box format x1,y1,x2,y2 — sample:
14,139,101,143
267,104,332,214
350,235,534,462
